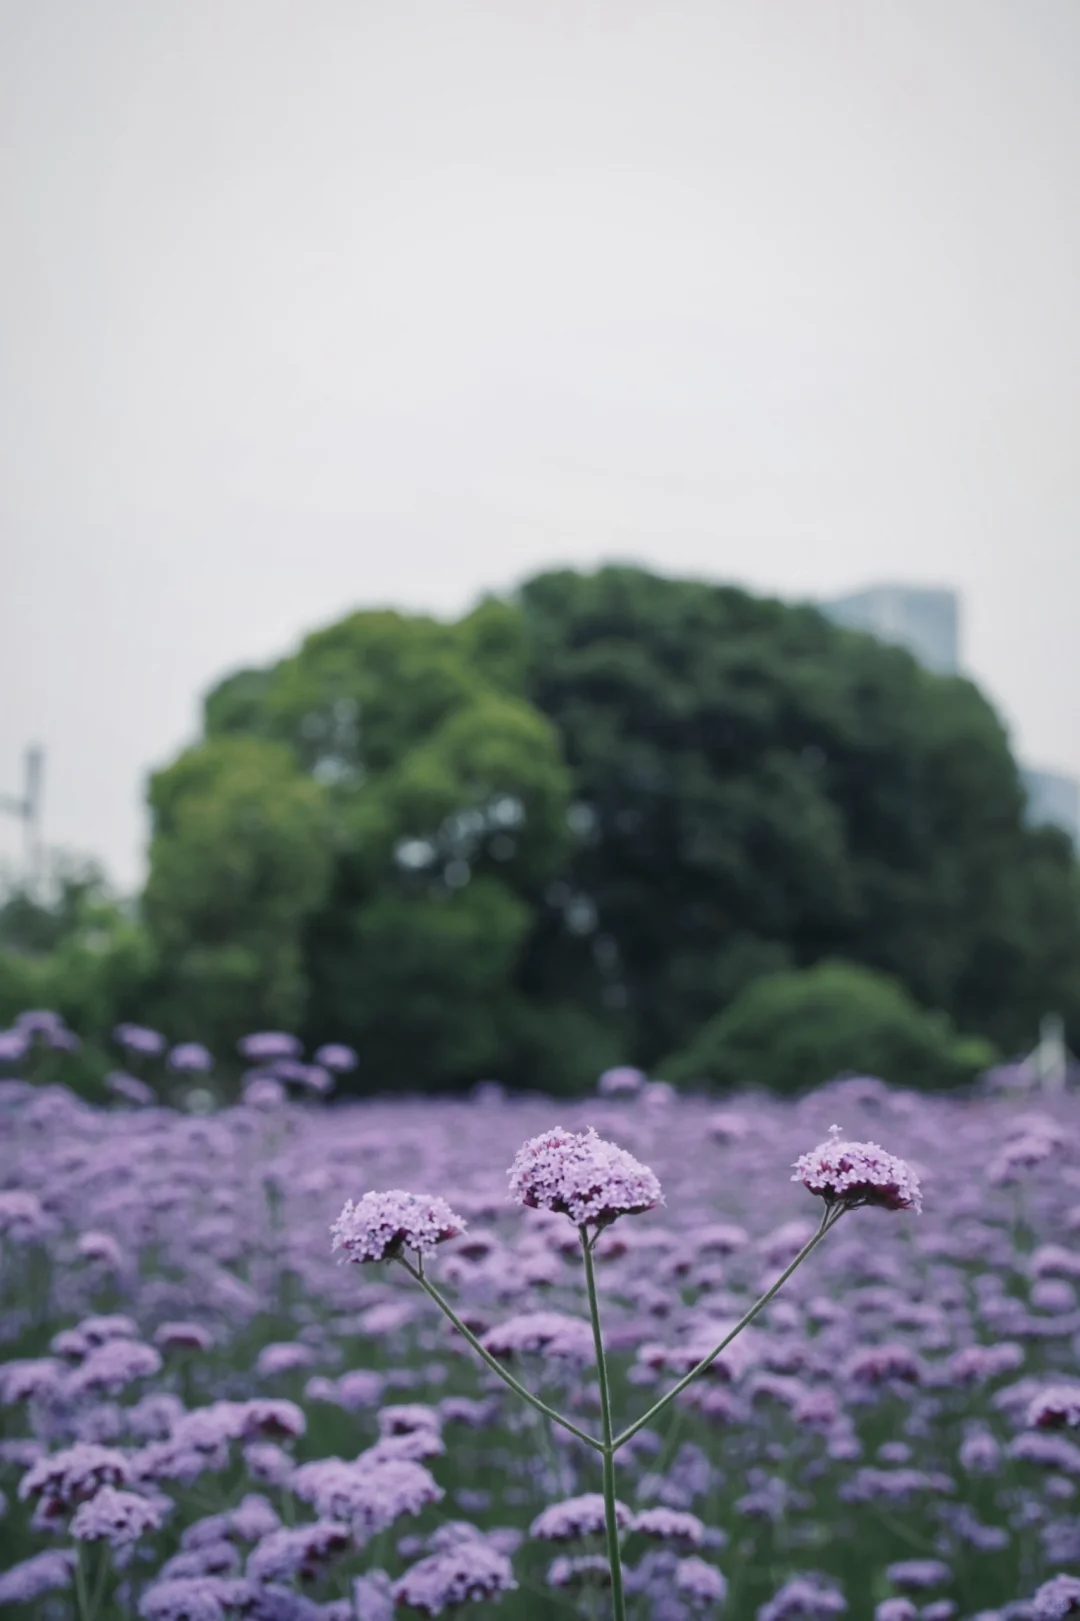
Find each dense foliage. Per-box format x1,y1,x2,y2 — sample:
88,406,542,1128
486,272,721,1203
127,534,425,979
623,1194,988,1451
658,961,996,1094
1,1044,1079,1619
3,566,1078,1094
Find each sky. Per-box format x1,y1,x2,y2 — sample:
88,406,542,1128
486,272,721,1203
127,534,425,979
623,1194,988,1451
2,1,1079,890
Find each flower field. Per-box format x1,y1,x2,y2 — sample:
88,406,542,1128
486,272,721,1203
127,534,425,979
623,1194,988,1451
3,1025,1080,1618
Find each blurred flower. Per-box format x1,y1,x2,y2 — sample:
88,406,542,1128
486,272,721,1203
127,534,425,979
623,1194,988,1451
169,1043,214,1074
115,1023,166,1056
597,1066,646,1097
314,1043,358,1073
531,1493,632,1541
71,1484,168,1547
237,1032,302,1062
391,1540,516,1614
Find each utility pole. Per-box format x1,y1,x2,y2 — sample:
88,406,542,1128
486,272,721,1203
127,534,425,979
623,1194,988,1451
0,745,45,889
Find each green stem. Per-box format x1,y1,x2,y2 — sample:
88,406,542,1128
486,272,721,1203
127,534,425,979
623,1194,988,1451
398,1258,604,1454
580,1227,627,1621
612,1204,842,1451
74,1545,91,1621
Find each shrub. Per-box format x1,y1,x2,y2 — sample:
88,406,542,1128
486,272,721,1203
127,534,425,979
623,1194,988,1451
658,960,996,1094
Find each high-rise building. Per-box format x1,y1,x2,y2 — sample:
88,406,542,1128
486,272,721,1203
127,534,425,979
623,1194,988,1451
820,585,960,675
1022,769,1079,843
820,581,1076,846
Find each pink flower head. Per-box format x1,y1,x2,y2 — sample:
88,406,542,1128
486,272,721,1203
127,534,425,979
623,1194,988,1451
331,1190,465,1264
508,1127,663,1229
792,1126,922,1214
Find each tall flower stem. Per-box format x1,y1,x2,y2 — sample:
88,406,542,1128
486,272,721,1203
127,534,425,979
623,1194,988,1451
612,1203,844,1451
580,1225,627,1621
398,1258,604,1454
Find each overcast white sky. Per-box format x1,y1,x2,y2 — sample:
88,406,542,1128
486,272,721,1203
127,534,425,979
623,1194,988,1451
2,1,1079,889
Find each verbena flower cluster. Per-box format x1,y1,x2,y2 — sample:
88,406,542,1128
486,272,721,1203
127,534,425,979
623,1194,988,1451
792,1125,923,1213
330,1191,465,1263
508,1125,664,1226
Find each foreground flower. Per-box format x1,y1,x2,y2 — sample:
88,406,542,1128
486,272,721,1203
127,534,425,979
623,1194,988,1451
331,1191,466,1263
392,1541,517,1615
792,1126,922,1214
508,1127,663,1228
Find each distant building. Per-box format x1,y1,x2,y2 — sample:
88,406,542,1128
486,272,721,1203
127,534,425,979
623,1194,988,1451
821,585,960,676
820,582,1077,846
1022,768,1079,843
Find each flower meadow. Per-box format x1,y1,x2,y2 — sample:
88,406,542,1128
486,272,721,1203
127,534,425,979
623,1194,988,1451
3,1021,1080,1617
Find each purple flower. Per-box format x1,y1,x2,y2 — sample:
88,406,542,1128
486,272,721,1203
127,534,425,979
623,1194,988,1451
675,1556,728,1604
1009,1433,1080,1473
71,1484,167,1547
758,1575,848,1619
169,1043,214,1073
291,1457,442,1540
114,1023,166,1056
842,1345,923,1387
66,1339,162,1396
155,1322,214,1352
875,1604,918,1621
885,1559,950,1591
1029,1386,1080,1430
793,1127,922,1214
0,1028,29,1063
246,1522,350,1583
16,1007,64,1034
314,1043,358,1073
139,1577,230,1621
597,1066,646,1096
256,1341,315,1377
0,1356,63,1404
547,1555,611,1589
331,1190,465,1263
531,1493,632,1541
238,1031,302,1062
632,1507,705,1545
19,1443,132,1512
508,1126,663,1228
481,1312,595,1364
0,1549,75,1604
0,1189,52,1239
1034,1577,1080,1619
392,1541,516,1615
105,1070,156,1105
242,1076,286,1110
76,1230,125,1267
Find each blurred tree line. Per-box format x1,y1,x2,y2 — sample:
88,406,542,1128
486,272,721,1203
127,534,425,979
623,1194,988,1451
2,566,1078,1095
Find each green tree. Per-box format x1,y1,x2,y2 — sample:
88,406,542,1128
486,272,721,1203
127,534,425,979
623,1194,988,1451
658,960,996,1093
0,859,156,1096
144,736,333,1050
185,609,612,1089
517,565,1080,1064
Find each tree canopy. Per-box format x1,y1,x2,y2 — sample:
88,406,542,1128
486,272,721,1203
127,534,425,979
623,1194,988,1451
15,565,1073,1096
